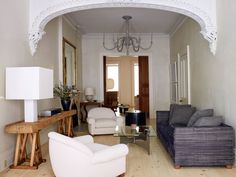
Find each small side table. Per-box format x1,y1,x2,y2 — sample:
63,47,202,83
119,105,129,114
125,110,146,126
80,101,102,122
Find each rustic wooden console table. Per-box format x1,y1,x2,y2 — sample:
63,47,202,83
5,110,76,170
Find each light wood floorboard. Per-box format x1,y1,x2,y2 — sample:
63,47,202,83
1,120,235,177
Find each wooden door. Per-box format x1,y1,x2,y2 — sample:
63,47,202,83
103,56,107,102
138,56,149,117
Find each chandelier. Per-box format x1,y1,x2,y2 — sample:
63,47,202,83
103,16,153,56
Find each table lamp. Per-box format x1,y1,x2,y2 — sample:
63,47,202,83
6,67,53,122
84,87,94,101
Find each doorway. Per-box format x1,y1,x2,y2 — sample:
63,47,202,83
103,56,149,117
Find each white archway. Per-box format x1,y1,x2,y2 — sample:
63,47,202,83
29,0,217,55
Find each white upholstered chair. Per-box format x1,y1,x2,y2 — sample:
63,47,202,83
48,132,128,177
87,107,123,135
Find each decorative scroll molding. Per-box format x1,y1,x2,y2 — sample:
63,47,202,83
29,0,217,55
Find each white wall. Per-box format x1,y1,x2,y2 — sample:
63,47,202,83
0,0,61,171
170,0,236,160
82,34,170,118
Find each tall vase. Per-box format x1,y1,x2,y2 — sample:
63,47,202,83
61,98,71,111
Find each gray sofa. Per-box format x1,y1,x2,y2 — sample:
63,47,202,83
156,106,235,168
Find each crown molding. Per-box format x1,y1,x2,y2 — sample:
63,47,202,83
169,17,188,37
62,16,78,32
29,0,217,55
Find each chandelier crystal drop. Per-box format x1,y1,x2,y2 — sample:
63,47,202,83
103,16,153,56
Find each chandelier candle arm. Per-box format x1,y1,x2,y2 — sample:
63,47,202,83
140,33,153,50
103,16,153,55
103,33,117,50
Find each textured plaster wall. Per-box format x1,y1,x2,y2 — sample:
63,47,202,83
170,0,236,161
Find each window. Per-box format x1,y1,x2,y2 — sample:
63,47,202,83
134,63,139,96
107,64,119,91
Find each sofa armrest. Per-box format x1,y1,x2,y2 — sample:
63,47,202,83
156,111,170,124
73,135,94,144
92,144,128,164
87,117,95,124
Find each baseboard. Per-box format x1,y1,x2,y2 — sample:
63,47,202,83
0,167,10,175
0,147,14,172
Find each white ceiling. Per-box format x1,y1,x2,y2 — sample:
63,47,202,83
66,7,185,34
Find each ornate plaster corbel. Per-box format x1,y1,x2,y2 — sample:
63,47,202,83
29,29,46,56
200,29,217,55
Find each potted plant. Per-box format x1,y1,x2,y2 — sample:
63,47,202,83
54,84,79,111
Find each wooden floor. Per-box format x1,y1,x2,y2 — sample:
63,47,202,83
1,120,236,177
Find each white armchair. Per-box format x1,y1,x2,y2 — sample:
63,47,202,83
48,132,128,177
87,107,123,135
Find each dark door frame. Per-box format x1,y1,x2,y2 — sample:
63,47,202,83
103,55,150,117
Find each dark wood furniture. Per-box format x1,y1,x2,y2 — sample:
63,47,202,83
5,110,76,170
80,101,102,122
103,91,118,111
139,56,149,117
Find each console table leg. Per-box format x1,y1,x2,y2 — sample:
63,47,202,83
147,136,150,155
13,134,21,166
30,133,37,167
68,116,74,137
19,134,28,161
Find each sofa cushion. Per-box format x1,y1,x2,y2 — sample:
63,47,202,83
169,104,191,120
86,143,109,153
169,105,195,125
95,119,117,128
187,109,214,127
193,116,223,127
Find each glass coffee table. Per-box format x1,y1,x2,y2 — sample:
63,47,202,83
114,125,156,154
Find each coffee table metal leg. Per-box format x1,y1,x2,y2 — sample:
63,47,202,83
120,136,134,144
147,136,150,155
120,134,151,155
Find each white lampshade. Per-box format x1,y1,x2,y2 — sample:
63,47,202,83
84,87,94,96
106,78,114,90
6,67,53,122
84,87,94,102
